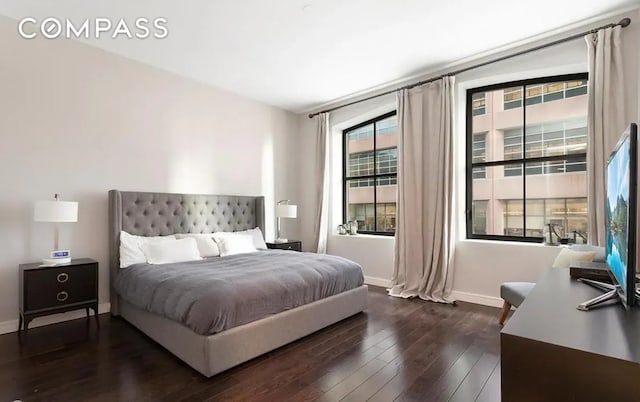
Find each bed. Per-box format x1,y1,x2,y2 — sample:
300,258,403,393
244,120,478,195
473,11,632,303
108,190,368,377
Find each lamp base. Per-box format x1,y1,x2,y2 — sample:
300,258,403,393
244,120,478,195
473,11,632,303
274,238,288,243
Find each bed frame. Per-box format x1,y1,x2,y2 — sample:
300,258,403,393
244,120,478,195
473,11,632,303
108,190,368,377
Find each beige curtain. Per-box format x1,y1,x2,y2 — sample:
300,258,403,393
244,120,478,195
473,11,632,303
586,26,625,246
389,77,455,303
311,113,330,253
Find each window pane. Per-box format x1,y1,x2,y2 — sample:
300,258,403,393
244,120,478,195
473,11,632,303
566,198,588,242
376,115,397,136
565,80,588,98
473,88,524,163
346,179,374,231
472,132,487,163
503,87,522,110
525,161,588,242
503,199,525,236
346,150,374,177
521,118,588,158
375,148,397,175
472,92,486,116
376,183,396,233
503,128,523,161
525,84,542,106
472,200,488,234
525,199,545,238
376,202,396,233
346,203,375,232
346,124,373,177
472,164,523,236
346,123,373,141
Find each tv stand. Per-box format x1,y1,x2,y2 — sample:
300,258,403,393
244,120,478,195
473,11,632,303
577,278,640,310
501,268,640,401
577,278,621,310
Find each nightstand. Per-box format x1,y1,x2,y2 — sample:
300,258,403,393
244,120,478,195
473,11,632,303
266,240,302,252
19,258,99,332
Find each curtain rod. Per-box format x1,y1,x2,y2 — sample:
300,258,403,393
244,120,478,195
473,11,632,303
308,17,631,119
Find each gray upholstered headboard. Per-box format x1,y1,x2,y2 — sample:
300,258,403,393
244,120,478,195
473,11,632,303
108,190,265,315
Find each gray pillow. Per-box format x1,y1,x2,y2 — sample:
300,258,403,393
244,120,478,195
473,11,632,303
569,244,606,263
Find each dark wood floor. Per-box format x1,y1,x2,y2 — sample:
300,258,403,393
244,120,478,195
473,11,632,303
0,287,502,401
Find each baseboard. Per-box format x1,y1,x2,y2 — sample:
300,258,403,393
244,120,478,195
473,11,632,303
363,276,392,288
0,303,111,335
362,278,503,308
452,291,503,308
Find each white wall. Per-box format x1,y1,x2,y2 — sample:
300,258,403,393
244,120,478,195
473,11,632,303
0,16,301,332
299,10,640,305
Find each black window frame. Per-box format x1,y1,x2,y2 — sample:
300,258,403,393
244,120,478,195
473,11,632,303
343,110,397,236
465,73,589,243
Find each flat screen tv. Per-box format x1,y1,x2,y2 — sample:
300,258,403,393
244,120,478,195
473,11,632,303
605,123,638,308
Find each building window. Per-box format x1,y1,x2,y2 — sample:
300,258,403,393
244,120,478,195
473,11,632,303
467,73,589,242
503,80,587,110
472,132,487,179
344,111,397,235
500,198,588,239
472,92,486,116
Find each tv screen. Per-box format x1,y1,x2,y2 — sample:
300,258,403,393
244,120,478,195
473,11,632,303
605,123,637,308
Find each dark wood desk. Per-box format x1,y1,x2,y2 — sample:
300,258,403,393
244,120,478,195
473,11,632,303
501,268,640,402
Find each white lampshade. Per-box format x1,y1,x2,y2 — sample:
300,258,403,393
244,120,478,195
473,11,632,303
34,200,78,222
276,204,297,219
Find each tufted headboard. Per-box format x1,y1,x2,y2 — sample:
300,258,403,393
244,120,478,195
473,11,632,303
108,190,265,315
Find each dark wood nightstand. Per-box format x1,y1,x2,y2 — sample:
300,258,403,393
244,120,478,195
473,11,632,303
266,240,302,252
19,258,99,332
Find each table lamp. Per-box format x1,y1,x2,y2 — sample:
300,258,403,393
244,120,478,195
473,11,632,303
34,193,78,265
275,200,297,243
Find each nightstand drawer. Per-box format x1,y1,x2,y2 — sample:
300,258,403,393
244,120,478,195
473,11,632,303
24,264,97,311
267,241,302,252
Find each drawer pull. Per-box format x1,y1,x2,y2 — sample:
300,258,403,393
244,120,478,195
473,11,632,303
57,273,69,283
57,291,69,302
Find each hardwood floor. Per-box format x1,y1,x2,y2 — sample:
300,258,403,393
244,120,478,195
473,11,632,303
0,287,501,401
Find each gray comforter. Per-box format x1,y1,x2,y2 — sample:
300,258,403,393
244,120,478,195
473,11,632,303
114,250,364,335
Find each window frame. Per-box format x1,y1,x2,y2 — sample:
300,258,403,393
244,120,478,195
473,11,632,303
465,73,588,243
343,110,397,236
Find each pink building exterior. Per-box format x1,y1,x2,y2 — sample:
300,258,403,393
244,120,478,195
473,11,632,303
471,85,588,239
346,134,398,205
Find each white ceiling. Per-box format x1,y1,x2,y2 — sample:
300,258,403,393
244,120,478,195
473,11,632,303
0,0,637,112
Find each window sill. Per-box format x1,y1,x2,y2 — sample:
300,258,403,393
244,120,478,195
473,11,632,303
331,233,395,240
460,238,568,248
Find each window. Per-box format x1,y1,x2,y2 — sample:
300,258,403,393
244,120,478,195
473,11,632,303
467,74,589,242
472,132,487,178
344,111,397,235
499,198,587,239
502,80,587,110
472,92,486,116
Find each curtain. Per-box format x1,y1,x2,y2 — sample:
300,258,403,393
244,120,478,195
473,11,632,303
585,26,625,246
311,113,330,253
389,77,455,303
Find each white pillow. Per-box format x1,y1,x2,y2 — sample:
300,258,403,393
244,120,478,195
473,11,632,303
213,233,258,257
175,233,220,257
213,228,267,250
551,248,597,269
141,237,202,265
119,231,176,268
